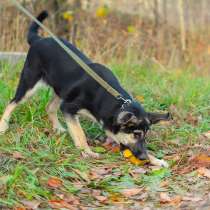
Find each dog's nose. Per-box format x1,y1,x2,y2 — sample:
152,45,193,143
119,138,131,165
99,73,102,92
137,152,149,160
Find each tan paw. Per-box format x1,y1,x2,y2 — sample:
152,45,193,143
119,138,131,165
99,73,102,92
81,150,100,159
0,121,9,134
53,124,66,133
148,154,169,167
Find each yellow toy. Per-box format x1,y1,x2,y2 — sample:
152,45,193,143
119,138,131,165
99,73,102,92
123,149,149,165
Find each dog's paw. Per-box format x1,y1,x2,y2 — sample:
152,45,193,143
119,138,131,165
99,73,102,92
148,154,169,168
156,159,169,168
0,121,9,134
53,124,66,133
81,150,100,159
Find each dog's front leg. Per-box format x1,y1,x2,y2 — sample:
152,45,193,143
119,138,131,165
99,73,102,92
64,114,99,158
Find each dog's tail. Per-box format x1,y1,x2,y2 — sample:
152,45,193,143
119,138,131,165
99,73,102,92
27,10,48,45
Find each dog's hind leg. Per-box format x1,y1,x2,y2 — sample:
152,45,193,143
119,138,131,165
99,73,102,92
64,114,99,158
46,94,65,132
0,66,42,134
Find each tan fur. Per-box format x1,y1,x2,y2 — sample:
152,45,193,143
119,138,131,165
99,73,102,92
46,94,65,132
106,130,168,167
22,80,46,103
65,115,99,158
105,130,136,145
78,109,97,122
0,102,16,133
0,80,45,133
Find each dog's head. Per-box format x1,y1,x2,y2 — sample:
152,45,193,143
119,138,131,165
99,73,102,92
115,101,171,160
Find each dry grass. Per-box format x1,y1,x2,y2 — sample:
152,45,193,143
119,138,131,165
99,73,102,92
0,0,210,70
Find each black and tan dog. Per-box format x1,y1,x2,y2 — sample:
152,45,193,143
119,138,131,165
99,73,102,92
0,11,171,165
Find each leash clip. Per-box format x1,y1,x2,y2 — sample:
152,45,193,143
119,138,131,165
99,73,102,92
117,95,132,110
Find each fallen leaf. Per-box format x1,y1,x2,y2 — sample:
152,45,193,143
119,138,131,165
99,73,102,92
160,192,181,206
130,168,147,179
72,169,90,182
109,193,125,203
92,189,101,196
14,208,26,210
111,145,120,153
160,180,169,188
89,166,113,180
142,207,151,210
159,192,171,203
47,177,63,188
179,153,210,174
132,168,147,174
164,154,180,161
13,151,25,159
64,195,80,206
170,196,182,205
184,113,199,126
94,195,107,202
182,196,202,202
21,200,41,209
136,95,144,102
89,171,101,180
48,200,75,209
102,137,120,152
132,192,148,201
203,131,210,139
121,188,143,197
197,167,210,178
191,154,210,167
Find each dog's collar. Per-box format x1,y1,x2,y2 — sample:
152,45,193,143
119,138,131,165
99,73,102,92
117,96,133,110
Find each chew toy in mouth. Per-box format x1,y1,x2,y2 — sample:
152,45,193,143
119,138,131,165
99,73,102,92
122,149,149,165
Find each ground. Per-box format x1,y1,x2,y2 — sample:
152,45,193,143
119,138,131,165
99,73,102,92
0,60,209,210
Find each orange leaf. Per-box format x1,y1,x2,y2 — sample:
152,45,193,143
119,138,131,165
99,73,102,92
136,95,144,102
192,154,210,167
109,193,125,202
111,145,120,153
48,200,73,209
160,192,171,203
197,167,210,178
47,177,63,188
170,196,182,205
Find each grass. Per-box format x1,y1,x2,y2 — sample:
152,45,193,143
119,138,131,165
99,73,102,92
0,59,210,209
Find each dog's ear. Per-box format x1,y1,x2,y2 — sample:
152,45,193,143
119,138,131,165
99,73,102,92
117,111,138,125
147,112,172,124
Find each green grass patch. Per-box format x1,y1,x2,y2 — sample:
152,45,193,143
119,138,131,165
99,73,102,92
0,59,209,208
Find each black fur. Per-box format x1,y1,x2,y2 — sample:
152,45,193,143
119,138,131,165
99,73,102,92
27,10,48,45
11,11,171,160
